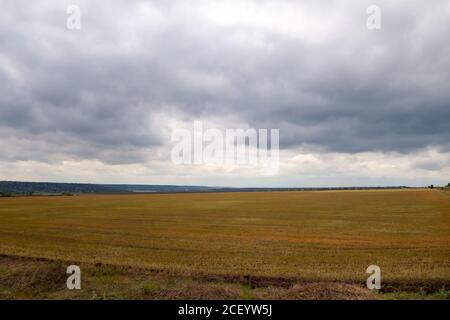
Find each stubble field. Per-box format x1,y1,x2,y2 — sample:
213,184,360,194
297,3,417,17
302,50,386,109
0,189,449,299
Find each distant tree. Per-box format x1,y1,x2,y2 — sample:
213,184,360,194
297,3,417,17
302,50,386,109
0,192,13,197
430,184,434,189
447,183,450,187
62,192,74,196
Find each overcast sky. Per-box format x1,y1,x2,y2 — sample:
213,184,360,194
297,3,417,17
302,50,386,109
1,0,449,187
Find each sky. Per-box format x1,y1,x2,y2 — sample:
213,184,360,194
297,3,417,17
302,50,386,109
0,0,449,187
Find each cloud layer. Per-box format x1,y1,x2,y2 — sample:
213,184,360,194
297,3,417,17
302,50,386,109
1,0,449,185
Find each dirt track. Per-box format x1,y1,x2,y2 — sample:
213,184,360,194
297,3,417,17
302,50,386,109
3,253,432,300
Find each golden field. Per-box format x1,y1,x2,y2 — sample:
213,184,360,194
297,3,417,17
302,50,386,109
0,189,449,299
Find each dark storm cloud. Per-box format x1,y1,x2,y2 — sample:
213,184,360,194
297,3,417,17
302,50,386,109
0,0,449,165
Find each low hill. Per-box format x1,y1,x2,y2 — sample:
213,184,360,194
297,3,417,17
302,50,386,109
0,181,411,196
0,181,214,195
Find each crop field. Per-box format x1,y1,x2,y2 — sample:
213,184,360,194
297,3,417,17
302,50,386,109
0,189,449,299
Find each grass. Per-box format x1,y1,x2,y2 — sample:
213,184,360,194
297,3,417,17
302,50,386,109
0,189,449,299
380,288,450,300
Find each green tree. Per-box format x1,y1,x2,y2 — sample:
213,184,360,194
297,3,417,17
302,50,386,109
0,192,13,197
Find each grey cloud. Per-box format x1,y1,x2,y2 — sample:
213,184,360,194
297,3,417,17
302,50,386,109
0,0,449,166
415,161,445,171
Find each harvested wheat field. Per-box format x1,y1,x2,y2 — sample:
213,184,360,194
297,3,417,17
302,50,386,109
0,189,449,299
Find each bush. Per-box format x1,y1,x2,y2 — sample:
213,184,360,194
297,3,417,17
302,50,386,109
0,192,13,197
61,192,74,196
